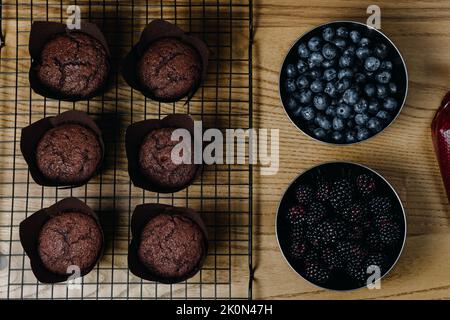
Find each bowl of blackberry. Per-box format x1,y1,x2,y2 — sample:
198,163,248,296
276,162,406,290
279,21,408,144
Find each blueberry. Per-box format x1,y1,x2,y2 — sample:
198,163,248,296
350,30,362,43
322,27,335,41
326,105,337,117
313,93,329,110
333,38,347,50
357,127,370,141
354,98,368,113
343,45,356,57
310,79,325,93
300,106,315,121
368,99,380,114
298,43,310,58
338,68,354,79
367,117,383,132
291,91,302,102
376,110,392,123
354,73,366,84
322,59,336,68
359,37,370,47
339,55,354,68
347,119,355,128
332,117,345,131
331,131,343,142
316,115,332,130
376,84,388,98
383,97,398,111
296,75,309,89
388,82,397,94
375,71,392,84
309,52,324,68
323,68,337,81
297,59,308,73
374,43,389,59
286,97,298,110
336,26,349,38
356,46,371,60
308,37,322,52
324,82,338,98
286,79,296,93
313,128,327,139
336,78,351,92
381,60,393,70
364,57,381,72
345,130,357,143
354,113,369,126
308,68,322,79
364,83,376,97
336,103,352,119
299,89,313,104
285,64,297,78
343,88,359,105
322,43,338,60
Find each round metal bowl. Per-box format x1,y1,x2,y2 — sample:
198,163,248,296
279,21,408,145
276,162,407,290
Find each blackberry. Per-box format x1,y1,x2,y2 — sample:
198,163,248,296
290,241,308,260
287,205,307,225
346,263,367,286
333,220,348,239
321,247,344,270
316,220,338,246
373,214,392,228
306,227,321,248
316,181,331,202
296,184,314,205
340,201,367,224
365,252,387,273
305,261,330,284
368,196,392,217
304,251,320,264
329,179,353,209
347,224,364,242
337,241,367,264
378,221,401,246
355,174,376,197
365,232,384,251
290,224,305,243
305,202,327,227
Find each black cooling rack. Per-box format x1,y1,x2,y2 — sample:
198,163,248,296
0,0,253,300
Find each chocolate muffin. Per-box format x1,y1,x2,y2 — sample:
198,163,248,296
137,213,205,278
36,32,109,99
36,123,102,185
138,127,197,189
137,38,201,101
38,212,102,275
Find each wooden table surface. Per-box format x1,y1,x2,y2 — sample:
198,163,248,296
252,0,450,299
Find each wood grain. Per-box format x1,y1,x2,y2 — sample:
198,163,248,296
252,0,450,299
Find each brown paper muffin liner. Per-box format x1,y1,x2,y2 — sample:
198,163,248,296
122,19,209,102
19,197,104,284
125,114,202,193
29,21,112,101
20,110,105,187
128,203,208,284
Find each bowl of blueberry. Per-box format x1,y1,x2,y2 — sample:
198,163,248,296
276,162,406,290
279,21,408,144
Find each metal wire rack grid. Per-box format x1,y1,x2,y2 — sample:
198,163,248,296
0,0,253,300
